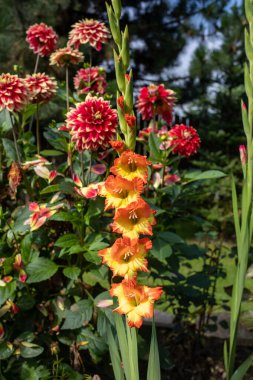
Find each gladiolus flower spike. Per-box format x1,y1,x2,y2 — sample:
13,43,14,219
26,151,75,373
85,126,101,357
98,150,162,328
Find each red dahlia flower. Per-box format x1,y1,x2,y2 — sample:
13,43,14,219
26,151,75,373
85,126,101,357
68,19,110,51
136,83,176,123
26,23,58,57
50,47,84,67
25,73,57,104
66,96,117,151
74,67,107,95
0,74,30,112
168,124,200,157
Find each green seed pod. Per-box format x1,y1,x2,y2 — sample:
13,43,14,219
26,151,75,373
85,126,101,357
117,102,128,135
106,3,122,47
245,0,253,22
245,63,253,100
245,29,253,61
121,26,130,70
113,50,126,93
125,70,133,111
241,100,250,135
112,0,122,20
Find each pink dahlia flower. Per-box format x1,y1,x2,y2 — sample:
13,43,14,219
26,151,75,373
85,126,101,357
0,74,30,112
25,73,57,104
26,23,58,57
66,96,118,151
74,67,107,95
168,124,200,157
50,47,84,67
136,83,176,124
68,19,110,51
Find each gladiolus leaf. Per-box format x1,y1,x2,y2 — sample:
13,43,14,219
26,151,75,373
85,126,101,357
231,353,253,380
147,319,161,380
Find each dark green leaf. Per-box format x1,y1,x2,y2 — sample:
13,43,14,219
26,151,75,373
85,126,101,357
26,258,58,283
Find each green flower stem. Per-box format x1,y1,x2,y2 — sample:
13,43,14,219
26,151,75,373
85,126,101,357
87,151,92,185
34,54,40,74
80,151,84,183
36,103,40,154
226,0,253,377
9,112,21,165
66,65,69,112
89,49,92,89
106,0,136,151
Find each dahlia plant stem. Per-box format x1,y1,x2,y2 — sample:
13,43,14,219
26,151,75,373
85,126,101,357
36,103,40,154
80,151,84,183
9,112,21,165
89,49,92,89
34,54,40,74
65,65,69,112
87,151,92,185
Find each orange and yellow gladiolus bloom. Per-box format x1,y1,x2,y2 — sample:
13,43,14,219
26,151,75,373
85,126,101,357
99,237,151,279
110,150,151,183
112,199,156,240
99,175,143,210
110,279,163,328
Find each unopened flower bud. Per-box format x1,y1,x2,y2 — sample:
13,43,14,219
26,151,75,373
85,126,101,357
239,145,247,166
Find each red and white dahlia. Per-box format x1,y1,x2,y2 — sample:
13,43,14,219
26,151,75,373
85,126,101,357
168,124,201,157
26,23,58,57
25,73,57,104
136,83,176,124
0,74,30,112
50,47,84,67
68,19,110,51
74,67,107,95
66,96,117,151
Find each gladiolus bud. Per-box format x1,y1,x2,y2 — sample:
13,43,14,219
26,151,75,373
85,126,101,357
239,145,247,166
124,114,136,128
117,95,124,109
110,140,125,153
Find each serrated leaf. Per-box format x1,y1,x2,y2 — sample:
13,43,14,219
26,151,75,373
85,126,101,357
26,258,58,283
63,266,81,280
61,299,93,330
55,234,79,248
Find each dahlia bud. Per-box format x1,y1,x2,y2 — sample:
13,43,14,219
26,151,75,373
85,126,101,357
13,254,22,271
19,270,27,283
124,114,136,128
0,323,4,339
239,145,247,166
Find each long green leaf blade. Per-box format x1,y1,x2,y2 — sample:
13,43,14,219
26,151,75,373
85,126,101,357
147,320,161,380
231,353,253,380
107,327,125,380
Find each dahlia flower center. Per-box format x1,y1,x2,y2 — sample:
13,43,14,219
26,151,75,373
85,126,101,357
94,111,102,119
183,130,191,139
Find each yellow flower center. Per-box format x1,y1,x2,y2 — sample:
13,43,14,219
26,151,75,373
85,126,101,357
94,111,102,119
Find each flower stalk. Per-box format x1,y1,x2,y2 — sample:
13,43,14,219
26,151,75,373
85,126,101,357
106,0,135,150
225,0,253,378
